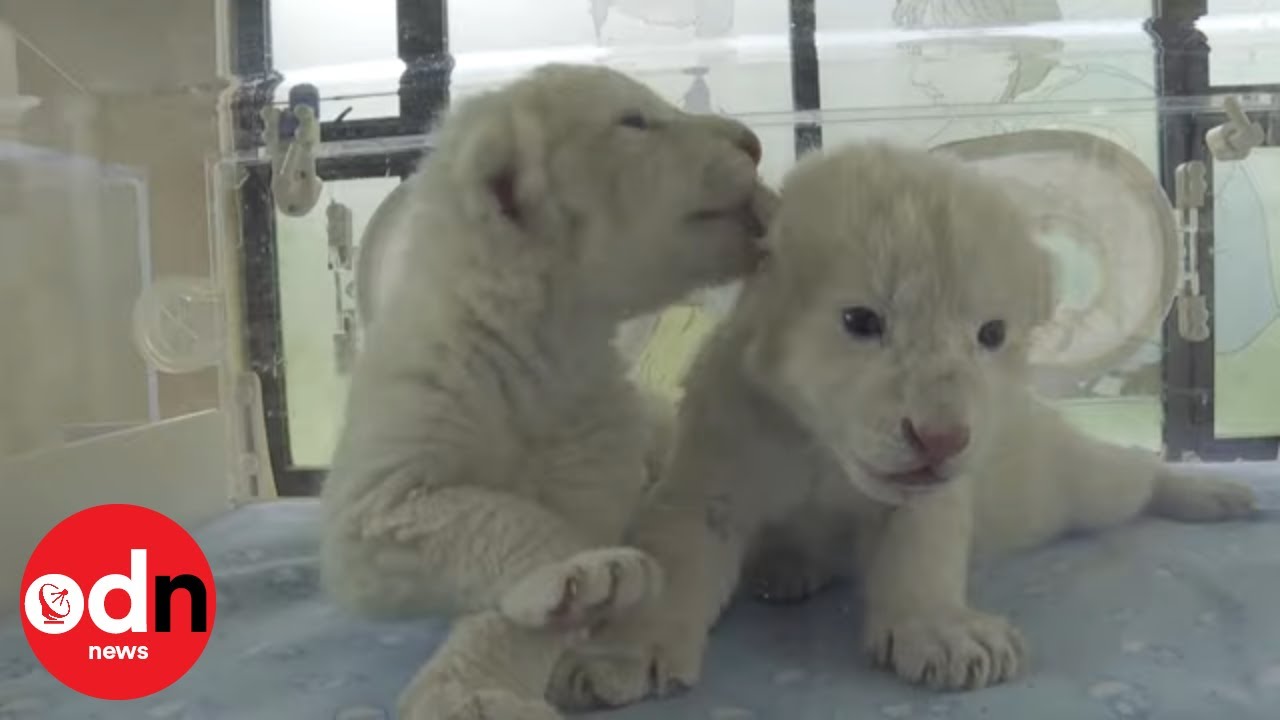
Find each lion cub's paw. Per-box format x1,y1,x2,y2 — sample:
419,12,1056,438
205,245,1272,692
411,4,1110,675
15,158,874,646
866,608,1026,691
1151,473,1258,523
548,621,706,710
399,686,562,720
500,547,663,630
548,650,653,711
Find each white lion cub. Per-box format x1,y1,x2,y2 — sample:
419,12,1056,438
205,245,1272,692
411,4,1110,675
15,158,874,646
551,142,1257,707
318,64,772,719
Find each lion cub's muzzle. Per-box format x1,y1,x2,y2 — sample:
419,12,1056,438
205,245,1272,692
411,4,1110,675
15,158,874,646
878,419,972,489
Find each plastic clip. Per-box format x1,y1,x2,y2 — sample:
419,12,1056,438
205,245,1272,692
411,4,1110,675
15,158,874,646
1206,96,1264,162
262,85,324,217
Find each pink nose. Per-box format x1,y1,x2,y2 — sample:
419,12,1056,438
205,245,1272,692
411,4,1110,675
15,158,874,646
902,419,971,464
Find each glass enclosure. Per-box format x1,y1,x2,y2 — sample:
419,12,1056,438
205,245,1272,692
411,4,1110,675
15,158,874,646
3,1,1280,718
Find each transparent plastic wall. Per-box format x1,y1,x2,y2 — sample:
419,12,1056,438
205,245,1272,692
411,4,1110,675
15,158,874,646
1,137,154,452
0,3,238,600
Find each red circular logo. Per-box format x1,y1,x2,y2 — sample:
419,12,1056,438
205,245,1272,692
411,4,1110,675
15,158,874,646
19,504,217,700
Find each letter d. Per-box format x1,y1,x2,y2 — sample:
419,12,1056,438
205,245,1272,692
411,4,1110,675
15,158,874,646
88,549,149,634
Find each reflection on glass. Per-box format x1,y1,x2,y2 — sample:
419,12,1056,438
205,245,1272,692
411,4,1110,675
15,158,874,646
1214,148,1280,439
1203,1,1280,87
448,0,793,135
270,0,397,72
270,0,401,120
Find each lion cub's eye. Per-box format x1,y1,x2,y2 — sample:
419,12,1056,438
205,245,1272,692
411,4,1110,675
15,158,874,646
841,307,885,340
618,112,650,130
978,319,1006,350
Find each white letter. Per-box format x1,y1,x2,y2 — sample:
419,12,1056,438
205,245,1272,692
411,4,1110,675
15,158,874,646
137,646,149,660
88,549,148,634
88,645,102,660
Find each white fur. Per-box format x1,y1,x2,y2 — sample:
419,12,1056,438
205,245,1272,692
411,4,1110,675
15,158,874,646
318,63,772,719
549,142,1258,708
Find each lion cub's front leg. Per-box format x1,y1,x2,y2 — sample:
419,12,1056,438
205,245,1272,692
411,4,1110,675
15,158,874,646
862,480,1025,691
547,501,748,710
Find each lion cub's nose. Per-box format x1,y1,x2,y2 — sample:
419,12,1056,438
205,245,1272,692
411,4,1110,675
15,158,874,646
902,419,971,464
736,129,763,167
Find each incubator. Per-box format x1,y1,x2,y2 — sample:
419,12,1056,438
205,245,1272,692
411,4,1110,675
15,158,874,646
2,1,1280,718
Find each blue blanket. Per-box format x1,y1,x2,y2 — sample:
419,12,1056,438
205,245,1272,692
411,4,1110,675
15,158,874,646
3,464,1279,720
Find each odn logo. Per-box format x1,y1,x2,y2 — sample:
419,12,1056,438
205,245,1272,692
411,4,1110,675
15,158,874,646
20,504,217,700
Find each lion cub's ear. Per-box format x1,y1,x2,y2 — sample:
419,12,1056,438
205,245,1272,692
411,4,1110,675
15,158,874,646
449,90,551,229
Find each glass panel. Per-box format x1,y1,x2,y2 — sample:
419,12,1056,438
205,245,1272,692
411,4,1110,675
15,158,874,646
816,0,1154,122
1,142,156,458
1214,147,1280,439
276,176,402,467
1204,0,1280,87
448,0,794,186
269,0,402,120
